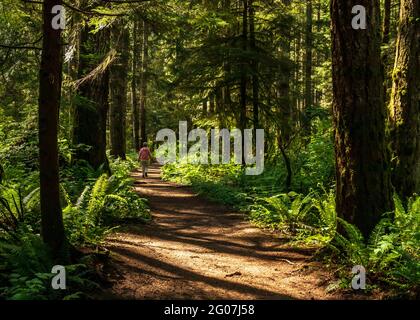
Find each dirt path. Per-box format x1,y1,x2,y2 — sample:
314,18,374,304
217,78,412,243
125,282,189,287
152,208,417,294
100,165,349,300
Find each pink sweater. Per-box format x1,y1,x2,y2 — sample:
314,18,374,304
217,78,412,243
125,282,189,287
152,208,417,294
139,147,151,161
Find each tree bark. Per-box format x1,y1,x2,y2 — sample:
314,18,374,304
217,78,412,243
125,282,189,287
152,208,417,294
202,99,208,116
131,18,140,152
331,0,393,238
215,87,224,127
209,94,215,114
294,24,302,116
303,0,313,134
314,0,323,105
249,0,259,130
278,138,292,191
110,20,130,159
279,0,293,145
239,0,248,131
383,0,392,44
139,20,148,146
389,0,420,199
38,0,66,259
73,24,110,171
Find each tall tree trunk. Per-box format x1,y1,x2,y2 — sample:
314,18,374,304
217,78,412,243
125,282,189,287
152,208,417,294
249,0,259,130
278,136,292,191
314,0,322,105
139,20,148,146
331,0,393,238
223,0,233,122
383,0,392,44
239,0,248,165
382,0,393,105
67,11,80,143
110,21,130,159
303,0,313,134
209,94,215,114
277,0,293,189
239,0,248,129
389,0,420,199
73,24,110,171
294,25,302,117
215,87,224,127
131,18,140,152
38,0,66,259
279,0,293,144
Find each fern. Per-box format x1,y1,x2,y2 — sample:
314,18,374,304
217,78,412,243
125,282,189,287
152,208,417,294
87,174,109,220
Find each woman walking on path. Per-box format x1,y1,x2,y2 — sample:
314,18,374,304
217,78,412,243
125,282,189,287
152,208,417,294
138,142,152,178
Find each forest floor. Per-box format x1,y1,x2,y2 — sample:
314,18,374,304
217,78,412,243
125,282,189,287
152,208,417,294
98,165,369,300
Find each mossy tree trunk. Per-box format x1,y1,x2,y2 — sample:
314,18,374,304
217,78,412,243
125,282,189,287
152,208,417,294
389,0,420,199
110,20,130,159
72,23,110,171
331,0,393,238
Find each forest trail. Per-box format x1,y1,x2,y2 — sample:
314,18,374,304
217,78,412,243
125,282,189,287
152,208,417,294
100,165,346,300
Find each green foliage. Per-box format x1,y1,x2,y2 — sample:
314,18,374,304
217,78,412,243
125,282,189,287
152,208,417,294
0,0,416,300
0,186,25,234
163,162,247,207
0,228,98,300
0,156,150,299
250,193,314,233
162,130,336,240
63,158,151,246
328,195,420,295
293,119,335,192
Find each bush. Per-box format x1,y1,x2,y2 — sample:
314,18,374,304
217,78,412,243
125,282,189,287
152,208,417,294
329,195,420,296
0,156,151,299
0,227,99,300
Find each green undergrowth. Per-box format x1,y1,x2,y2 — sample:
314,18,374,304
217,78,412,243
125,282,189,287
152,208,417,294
162,162,419,297
0,152,150,300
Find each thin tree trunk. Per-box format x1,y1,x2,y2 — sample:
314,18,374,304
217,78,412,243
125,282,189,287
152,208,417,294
38,0,66,259
303,0,313,134
389,0,420,199
331,0,393,238
223,0,232,122
294,26,302,118
139,20,148,146
131,18,140,152
315,0,322,105
110,21,130,159
239,0,249,165
279,0,293,144
278,138,292,191
249,0,259,130
209,94,215,114
202,99,208,116
239,0,248,132
383,0,392,44
67,11,80,143
278,0,293,190
215,87,224,127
